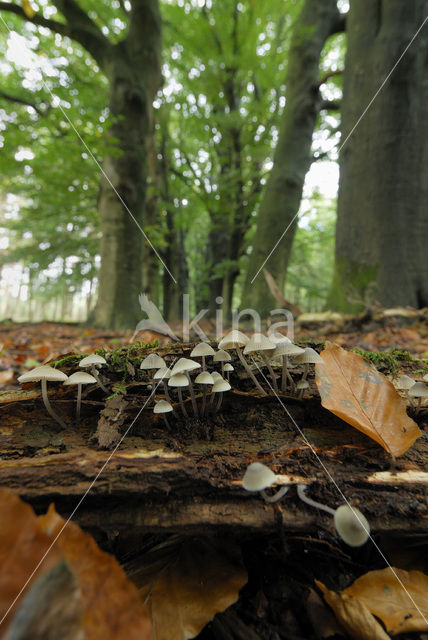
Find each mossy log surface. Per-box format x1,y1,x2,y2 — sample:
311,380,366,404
0,344,427,543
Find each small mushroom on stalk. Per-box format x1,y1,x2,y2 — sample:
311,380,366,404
292,347,323,385
170,358,201,417
408,382,428,411
394,374,416,405
18,365,68,430
219,330,267,395
296,484,370,547
63,371,97,426
153,367,172,403
423,373,428,383
213,349,231,376
211,371,223,381
190,342,215,370
223,363,234,382
195,371,214,416
154,399,173,428
140,353,166,392
243,333,279,394
242,463,289,503
273,342,305,395
296,379,309,399
168,372,190,417
269,332,292,345
211,376,231,413
79,354,109,393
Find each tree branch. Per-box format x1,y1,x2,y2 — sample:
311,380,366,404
0,88,49,115
317,68,343,88
0,2,68,36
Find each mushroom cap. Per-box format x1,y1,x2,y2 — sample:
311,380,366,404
170,358,201,375
223,363,234,372
191,342,215,358
242,462,276,492
153,399,173,414
423,373,428,383
168,373,189,387
213,349,232,362
292,347,323,364
395,374,416,390
333,505,370,547
18,365,68,384
195,372,214,385
243,333,276,355
269,332,292,345
153,367,172,380
211,371,223,381
212,378,231,393
63,372,97,386
273,342,305,358
140,354,166,370
79,354,107,368
218,330,249,350
408,382,428,398
296,379,309,390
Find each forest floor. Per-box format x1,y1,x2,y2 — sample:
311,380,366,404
0,311,427,640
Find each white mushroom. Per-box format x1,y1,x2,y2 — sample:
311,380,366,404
195,371,214,416
296,379,309,399
242,462,289,503
292,347,323,384
190,342,215,371
168,372,190,417
211,376,231,413
79,354,108,393
63,371,97,426
243,333,278,393
296,485,370,547
213,349,232,376
153,399,173,428
223,363,234,382
408,382,428,410
273,342,305,394
219,330,265,395
153,367,172,403
18,365,68,429
170,358,201,417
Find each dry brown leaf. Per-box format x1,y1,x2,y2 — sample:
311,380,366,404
344,567,428,635
0,489,61,631
315,342,421,456
316,580,390,640
129,536,248,640
306,587,343,638
38,504,152,640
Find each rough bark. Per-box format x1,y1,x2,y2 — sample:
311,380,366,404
241,0,343,317
329,0,428,311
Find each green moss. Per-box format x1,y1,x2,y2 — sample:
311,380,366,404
351,348,415,373
327,258,378,312
52,354,84,368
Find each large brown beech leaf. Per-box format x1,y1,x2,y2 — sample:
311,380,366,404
128,536,248,640
316,580,390,640
0,490,151,640
344,568,428,635
315,342,421,456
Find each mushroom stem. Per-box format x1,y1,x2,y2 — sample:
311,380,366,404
177,388,188,418
162,381,171,404
186,372,199,417
296,484,335,516
214,392,223,413
163,414,170,429
260,486,289,504
90,366,109,393
40,379,67,429
262,353,279,394
201,386,208,416
301,363,309,383
281,356,295,394
76,383,82,427
202,355,206,371
235,345,266,395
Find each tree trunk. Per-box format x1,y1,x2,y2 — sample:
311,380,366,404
241,0,343,317
91,1,162,329
329,0,428,311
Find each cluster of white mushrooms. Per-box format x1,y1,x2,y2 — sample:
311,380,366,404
242,462,370,548
17,354,108,429
395,374,428,410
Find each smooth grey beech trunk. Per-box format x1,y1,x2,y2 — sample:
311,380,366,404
241,0,343,316
329,0,428,311
93,1,162,328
